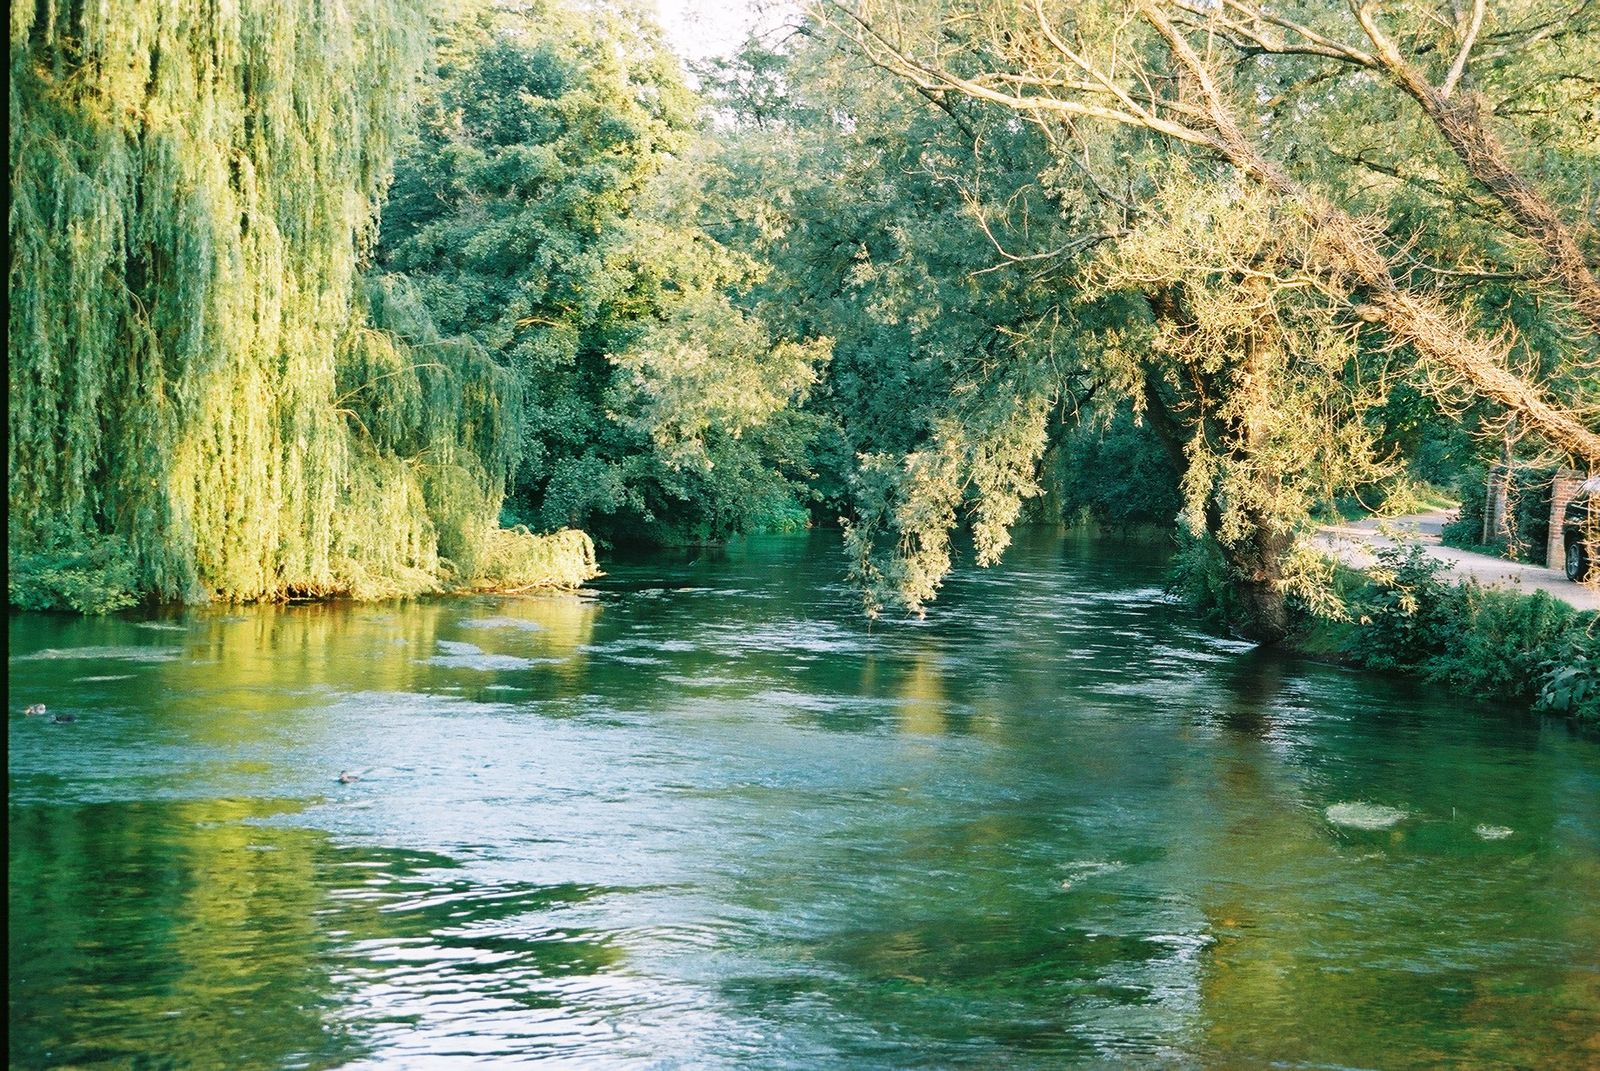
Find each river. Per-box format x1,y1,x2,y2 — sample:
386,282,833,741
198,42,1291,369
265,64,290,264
8,530,1598,1069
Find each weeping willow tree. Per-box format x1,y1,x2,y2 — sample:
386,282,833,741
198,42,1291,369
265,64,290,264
8,0,593,609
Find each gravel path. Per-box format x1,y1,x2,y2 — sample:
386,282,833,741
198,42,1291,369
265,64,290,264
1311,509,1599,611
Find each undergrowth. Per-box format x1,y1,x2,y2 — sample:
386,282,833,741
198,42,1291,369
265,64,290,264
1335,545,1598,723
9,530,142,614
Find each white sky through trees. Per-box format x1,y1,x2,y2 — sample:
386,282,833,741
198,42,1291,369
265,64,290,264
652,0,792,61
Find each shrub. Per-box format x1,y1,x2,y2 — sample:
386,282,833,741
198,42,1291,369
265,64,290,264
1346,544,1454,672
1335,543,1599,718
1535,630,1600,724
1426,587,1583,705
1166,533,1243,634
468,527,599,593
1371,474,1456,517
9,531,142,614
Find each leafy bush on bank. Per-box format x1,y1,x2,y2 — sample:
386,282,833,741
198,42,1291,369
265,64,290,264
465,528,599,593
1343,545,1598,723
9,531,142,614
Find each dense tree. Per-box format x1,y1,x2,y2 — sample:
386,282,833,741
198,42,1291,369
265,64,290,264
801,0,1597,634
377,0,829,546
11,0,1590,634
8,0,591,610
821,0,1597,459
702,30,1125,614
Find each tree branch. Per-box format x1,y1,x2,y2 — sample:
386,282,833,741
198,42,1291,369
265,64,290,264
1440,0,1486,97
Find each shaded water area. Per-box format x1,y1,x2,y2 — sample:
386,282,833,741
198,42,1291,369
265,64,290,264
9,530,1599,1069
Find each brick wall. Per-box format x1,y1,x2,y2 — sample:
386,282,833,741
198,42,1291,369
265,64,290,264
1548,469,1586,571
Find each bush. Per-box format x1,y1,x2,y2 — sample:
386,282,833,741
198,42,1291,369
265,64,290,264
1508,469,1555,565
1166,533,1243,634
1427,587,1584,705
1535,631,1600,724
1346,544,1453,671
467,527,599,592
1339,543,1599,717
9,531,142,614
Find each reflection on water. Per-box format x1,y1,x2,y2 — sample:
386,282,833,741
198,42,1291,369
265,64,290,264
9,530,1600,1069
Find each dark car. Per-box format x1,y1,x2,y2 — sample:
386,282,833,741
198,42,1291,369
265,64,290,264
1564,475,1600,582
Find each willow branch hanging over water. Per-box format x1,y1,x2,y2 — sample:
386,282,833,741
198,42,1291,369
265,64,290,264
8,0,595,609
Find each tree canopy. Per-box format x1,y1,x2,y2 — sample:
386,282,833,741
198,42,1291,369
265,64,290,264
8,0,594,610
378,0,830,546
793,0,1598,630
9,0,1595,636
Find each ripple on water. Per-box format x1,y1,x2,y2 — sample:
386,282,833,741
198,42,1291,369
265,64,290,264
425,640,555,671
1058,860,1127,890
457,617,546,632
12,645,183,663
1325,802,1408,830
7,532,1598,1071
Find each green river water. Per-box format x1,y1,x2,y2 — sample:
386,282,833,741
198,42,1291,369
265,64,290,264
8,530,1599,1069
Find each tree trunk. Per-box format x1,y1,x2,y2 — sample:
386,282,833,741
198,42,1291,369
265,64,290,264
1220,516,1295,646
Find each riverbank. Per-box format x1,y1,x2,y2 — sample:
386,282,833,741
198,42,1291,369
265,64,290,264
1294,539,1598,724
7,526,599,614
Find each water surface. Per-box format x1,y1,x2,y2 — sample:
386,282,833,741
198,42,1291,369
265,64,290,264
9,531,1599,1069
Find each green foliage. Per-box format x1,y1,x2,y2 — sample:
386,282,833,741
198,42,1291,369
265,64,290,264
1536,632,1600,724
9,0,595,609
1347,545,1457,671
1440,463,1491,549
1426,588,1582,704
379,0,827,547
1508,470,1557,565
1364,382,1479,492
469,527,598,593
1043,408,1182,529
705,28,1090,614
1166,534,1245,635
8,531,141,615
710,24,1393,629
349,273,525,584
1440,464,1557,563
1093,178,1391,542
10,0,429,600
1340,544,1597,715
1367,476,1457,518
791,0,1599,623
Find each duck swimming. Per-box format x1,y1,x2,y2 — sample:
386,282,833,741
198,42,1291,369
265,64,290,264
25,704,46,717
52,713,76,723
337,770,360,784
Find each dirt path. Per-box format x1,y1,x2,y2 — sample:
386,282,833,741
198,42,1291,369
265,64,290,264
1311,510,1599,611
